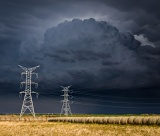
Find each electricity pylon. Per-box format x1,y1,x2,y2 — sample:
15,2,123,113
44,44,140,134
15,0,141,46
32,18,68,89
19,65,39,117
60,85,73,116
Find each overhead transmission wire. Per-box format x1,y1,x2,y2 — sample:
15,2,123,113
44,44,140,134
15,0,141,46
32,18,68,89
37,71,160,108
38,95,59,103
107,1,160,45
38,95,160,109
133,23,160,45
73,101,160,108
37,72,160,108
38,88,160,109
72,96,160,105
38,63,160,108
133,23,160,35
72,90,160,100
37,85,160,108
38,84,160,100
38,86,160,106
72,89,160,108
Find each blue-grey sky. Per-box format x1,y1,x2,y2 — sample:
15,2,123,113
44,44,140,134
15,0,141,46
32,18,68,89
0,0,160,114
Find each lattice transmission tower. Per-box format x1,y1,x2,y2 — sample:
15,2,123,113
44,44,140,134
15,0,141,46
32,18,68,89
19,65,39,117
60,85,73,116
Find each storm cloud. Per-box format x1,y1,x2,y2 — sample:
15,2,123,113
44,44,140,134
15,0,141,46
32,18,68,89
0,18,159,96
0,0,160,113
38,18,159,91
0,0,160,43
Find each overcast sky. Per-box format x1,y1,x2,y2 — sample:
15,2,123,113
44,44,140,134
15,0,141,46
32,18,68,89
0,0,160,114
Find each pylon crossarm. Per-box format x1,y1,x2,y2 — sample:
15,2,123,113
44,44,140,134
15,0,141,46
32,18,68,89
61,94,69,96
19,91,25,94
31,91,38,93
31,82,38,88
68,85,72,88
21,81,26,84
29,65,40,71
20,82,25,88
32,72,38,78
32,91,39,98
61,100,69,102
61,86,64,89
31,81,37,84
21,72,26,78
18,65,27,71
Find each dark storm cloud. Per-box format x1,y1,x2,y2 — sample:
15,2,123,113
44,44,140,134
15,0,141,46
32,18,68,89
0,0,103,39
91,0,160,44
1,18,159,91
41,18,160,91
98,0,160,24
0,0,159,91
99,0,160,43
0,0,160,43
0,38,20,56
136,46,160,85
0,0,160,113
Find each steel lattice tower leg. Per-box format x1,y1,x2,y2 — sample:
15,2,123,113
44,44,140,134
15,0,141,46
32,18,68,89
19,65,39,117
20,92,35,117
60,86,73,116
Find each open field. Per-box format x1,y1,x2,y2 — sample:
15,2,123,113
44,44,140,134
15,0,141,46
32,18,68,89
0,114,159,136
0,121,160,136
0,114,160,125
0,113,160,118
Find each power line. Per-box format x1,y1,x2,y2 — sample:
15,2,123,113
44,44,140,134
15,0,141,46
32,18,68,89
38,95,60,103
73,90,160,100
38,85,160,105
39,90,160,106
38,89,160,109
74,101,160,108
134,23,160,35
73,97,160,105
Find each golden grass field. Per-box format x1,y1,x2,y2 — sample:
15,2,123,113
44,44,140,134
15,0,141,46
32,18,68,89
0,114,159,136
0,121,159,136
